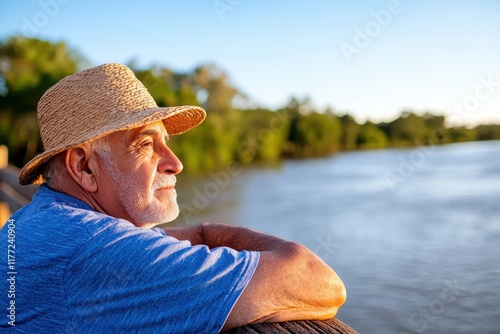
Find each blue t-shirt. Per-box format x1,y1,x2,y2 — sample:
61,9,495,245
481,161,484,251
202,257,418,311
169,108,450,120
0,185,259,333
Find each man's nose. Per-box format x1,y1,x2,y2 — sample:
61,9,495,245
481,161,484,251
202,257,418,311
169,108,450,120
158,146,183,175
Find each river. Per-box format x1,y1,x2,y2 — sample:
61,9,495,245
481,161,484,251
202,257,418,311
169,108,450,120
172,140,500,334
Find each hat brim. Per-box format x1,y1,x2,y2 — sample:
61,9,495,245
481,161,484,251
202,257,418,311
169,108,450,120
18,105,206,185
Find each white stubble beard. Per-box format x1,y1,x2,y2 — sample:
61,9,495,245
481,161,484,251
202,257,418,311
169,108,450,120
102,160,180,227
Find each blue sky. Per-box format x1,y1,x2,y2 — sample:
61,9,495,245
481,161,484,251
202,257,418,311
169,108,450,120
1,0,499,126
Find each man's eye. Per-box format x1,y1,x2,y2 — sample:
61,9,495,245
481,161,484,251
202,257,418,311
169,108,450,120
141,142,153,147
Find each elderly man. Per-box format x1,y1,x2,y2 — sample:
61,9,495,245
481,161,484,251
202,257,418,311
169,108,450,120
0,64,346,333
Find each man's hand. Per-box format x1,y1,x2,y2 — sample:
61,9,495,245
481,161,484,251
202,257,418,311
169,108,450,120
164,223,346,330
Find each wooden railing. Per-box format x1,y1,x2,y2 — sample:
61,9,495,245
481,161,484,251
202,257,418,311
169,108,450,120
225,317,358,333
0,146,38,227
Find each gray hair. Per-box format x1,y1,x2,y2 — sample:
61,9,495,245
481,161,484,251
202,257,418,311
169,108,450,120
42,137,112,187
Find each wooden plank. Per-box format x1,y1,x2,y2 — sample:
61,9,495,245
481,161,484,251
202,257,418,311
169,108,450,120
0,145,7,169
0,146,37,203
0,166,38,200
0,182,30,212
222,318,358,334
0,146,36,218
0,202,10,228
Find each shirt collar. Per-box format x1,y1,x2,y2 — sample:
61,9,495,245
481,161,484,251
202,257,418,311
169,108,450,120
35,184,94,211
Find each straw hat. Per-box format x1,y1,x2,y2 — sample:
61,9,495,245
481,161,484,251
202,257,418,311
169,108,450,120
19,63,206,185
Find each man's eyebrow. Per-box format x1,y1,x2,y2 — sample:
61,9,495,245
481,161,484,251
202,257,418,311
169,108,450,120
132,129,170,143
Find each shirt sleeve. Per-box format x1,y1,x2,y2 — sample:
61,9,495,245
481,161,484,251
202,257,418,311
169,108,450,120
64,221,259,333
151,226,168,236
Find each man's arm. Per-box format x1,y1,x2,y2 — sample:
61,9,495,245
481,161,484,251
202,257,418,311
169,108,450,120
164,223,346,331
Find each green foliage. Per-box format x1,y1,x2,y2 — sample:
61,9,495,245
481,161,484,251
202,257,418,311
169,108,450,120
133,68,200,108
1,35,499,173
134,68,177,107
340,114,360,150
0,36,83,165
193,64,238,114
423,113,448,144
0,36,82,112
357,121,389,149
236,108,289,163
386,111,430,146
286,111,341,157
449,127,477,142
168,110,244,172
475,124,500,140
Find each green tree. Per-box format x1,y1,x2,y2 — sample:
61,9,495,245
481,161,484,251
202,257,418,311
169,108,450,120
340,114,360,150
193,64,239,114
449,127,477,142
132,66,199,107
2,35,499,173
476,124,500,140
423,113,448,144
134,67,177,107
386,111,429,146
285,101,342,157
236,108,289,163
357,121,389,149
0,36,84,166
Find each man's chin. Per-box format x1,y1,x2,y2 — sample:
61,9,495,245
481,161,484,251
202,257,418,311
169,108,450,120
135,205,180,228
155,187,177,202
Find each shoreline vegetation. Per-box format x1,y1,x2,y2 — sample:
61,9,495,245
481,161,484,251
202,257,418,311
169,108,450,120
1,36,500,173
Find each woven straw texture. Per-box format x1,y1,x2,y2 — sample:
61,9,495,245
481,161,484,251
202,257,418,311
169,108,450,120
19,63,206,185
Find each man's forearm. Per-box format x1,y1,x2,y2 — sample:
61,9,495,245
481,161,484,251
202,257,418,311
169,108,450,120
199,222,294,252
163,225,204,245
165,222,294,252
165,222,346,328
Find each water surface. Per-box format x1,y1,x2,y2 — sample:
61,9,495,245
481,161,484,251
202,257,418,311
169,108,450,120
172,140,500,334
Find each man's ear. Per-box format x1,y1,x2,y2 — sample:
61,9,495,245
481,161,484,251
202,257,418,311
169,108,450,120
65,146,98,192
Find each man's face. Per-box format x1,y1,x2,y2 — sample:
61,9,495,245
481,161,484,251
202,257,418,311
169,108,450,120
94,121,183,228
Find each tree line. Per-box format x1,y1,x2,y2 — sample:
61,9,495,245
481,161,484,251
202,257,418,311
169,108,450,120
1,36,499,172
